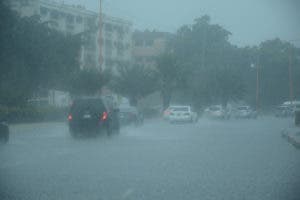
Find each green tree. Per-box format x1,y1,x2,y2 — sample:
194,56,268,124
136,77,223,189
258,39,300,106
0,0,81,106
170,15,245,108
156,53,185,109
111,64,158,106
70,69,107,96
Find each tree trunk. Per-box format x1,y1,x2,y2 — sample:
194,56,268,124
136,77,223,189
221,95,228,109
162,89,172,110
129,96,138,107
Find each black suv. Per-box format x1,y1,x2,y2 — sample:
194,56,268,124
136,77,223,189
68,98,119,137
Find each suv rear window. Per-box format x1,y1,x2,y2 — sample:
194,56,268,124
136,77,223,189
71,99,106,114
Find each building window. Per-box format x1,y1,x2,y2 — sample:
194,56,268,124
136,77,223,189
105,39,112,48
76,16,83,24
117,50,124,57
66,14,74,24
117,43,124,57
86,18,95,27
58,11,65,18
40,7,47,15
105,59,113,67
145,40,153,47
105,24,113,32
124,27,130,34
66,25,74,31
85,43,96,51
136,57,143,62
50,21,59,28
105,39,113,58
50,10,59,19
105,47,113,58
135,40,143,46
21,0,30,7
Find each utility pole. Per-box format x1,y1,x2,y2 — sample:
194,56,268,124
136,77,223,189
288,51,294,103
98,0,103,71
256,63,260,112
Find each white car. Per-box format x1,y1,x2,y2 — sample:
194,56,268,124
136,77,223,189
295,103,300,126
233,106,257,119
163,107,174,120
204,105,226,119
168,106,198,123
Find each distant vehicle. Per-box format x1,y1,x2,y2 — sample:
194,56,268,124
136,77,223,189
119,105,143,126
232,106,257,119
294,103,300,126
275,101,300,118
168,106,198,123
204,105,226,119
0,121,9,144
275,105,293,117
68,98,119,137
163,106,175,120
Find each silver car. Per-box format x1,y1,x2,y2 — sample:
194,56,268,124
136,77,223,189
169,106,198,123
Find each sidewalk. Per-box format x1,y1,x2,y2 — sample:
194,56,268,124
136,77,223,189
281,126,300,149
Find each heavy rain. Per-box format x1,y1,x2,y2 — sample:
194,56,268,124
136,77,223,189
0,0,300,200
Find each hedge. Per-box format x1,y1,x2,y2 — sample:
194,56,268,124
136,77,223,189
0,105,68,123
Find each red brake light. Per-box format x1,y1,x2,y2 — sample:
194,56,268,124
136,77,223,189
68,114,73,121
101,112,108,121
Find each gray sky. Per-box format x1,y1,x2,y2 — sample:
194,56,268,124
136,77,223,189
64,0,300,47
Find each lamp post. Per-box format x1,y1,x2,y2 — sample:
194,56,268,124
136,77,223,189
288,52,294,104
251,63,260,112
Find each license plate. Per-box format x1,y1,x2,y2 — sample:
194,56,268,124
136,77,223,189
83,114,91,119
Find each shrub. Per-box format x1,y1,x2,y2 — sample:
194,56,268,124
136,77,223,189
0,105,68,123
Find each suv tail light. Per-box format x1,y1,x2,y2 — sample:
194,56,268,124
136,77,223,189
68,114,73,121
101,112,108,121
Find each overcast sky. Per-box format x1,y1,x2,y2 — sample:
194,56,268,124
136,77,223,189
64,0,300,47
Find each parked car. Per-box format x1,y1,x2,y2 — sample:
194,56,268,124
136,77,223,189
232,106,257,119
168,106,198,123
204,105,226,119
68,97,119,137
0,121,9,144
275,105,294,117
163,106,175,120
295,103,300,126
119,106,143,126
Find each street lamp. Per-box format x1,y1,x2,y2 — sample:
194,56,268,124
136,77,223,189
251,62,260,112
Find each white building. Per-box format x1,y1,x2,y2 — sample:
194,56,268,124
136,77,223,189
10,0,133,72
48,90,71,107
102,14,132,72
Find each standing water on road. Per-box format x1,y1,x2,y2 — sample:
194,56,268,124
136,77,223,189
1,0,300,199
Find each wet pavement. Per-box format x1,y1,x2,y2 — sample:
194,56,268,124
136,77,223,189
0,117,300,200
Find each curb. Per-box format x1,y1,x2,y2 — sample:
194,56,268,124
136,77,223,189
281,129,300,149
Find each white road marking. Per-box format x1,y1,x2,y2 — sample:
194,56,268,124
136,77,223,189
121,188,135,199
